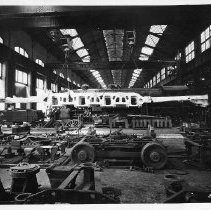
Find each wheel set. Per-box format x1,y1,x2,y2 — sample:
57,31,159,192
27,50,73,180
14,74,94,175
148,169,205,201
70,139,167,169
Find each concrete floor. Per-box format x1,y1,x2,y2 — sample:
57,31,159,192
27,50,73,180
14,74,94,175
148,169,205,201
0,126,211,203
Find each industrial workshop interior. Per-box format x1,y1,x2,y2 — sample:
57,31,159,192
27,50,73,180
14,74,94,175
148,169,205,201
0,4,211,205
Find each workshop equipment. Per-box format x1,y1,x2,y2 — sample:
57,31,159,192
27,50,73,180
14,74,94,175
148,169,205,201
9,162,40,194
12,124,30,135
182,128,211,167
1,109,43,123
70,138,95,164
20,163,119,204
0,163,119,204
68,133,168,169
164,180,211,203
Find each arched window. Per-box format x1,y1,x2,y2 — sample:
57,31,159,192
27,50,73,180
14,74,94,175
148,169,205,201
35,59,44,67
14,46,28,58
59,73,64,78
0,37,3,44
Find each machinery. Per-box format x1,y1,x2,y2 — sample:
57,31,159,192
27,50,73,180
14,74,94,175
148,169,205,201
163,174,211,203
0,133,67,163
0,87,209,109
1,162,210,204
65,130,168,170
181,127,211,168
0,127,167,169
0,162,120,204
0,109,44,124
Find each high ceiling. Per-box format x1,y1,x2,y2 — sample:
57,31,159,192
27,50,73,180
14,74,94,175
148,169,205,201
0,5,211,88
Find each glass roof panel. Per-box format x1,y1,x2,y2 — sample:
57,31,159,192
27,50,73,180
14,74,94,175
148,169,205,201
141,46,154,55
150,25,167,34
60,29,78,37
82,56,90,62
139,54,149,60
71,37,84,50
134,69,142,74
145,34,160,47
76,48,88,58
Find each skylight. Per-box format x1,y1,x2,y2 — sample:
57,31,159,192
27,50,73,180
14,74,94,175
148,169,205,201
139,54,149,61
71,37,84,50
82,56,90,62
60,29,78,37
150,25,167,34
133,25,167,88
60,29,91,63
145,34,159,47
76,48,88,58
134,69,142,74
133,73,140,77
103,30,124,85
90,70,106,89
141,46,154,55
128,68,142,88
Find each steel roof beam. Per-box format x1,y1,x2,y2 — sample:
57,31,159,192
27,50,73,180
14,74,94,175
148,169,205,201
1,6,211,29
47,60,177,71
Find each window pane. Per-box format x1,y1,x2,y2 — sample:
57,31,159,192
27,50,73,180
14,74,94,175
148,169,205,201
150,25,167,34
141,46,154,55
139,54,149,60
25,52,28,58
14,47,19,53
76,48,88,58
18,71,22,83
20,48,24,55
23,72,27,84
145,34,159,47
71,37,84,50
185,41,195,63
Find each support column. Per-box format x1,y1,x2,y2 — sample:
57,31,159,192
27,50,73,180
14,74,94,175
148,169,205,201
45,67,51,90
6,60,15,98
5,60,15,109
30,68,37,109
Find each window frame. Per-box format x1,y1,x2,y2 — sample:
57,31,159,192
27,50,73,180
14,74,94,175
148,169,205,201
15,69,28,85
201,26,211,53
161,68,166,80
156,72,161,83
185,41,195,63
14,46,29,59
35,59,44,67
36,78,45,90
152,76,156,86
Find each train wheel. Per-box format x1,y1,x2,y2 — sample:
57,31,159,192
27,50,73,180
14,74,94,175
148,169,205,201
71,142,95,164
141,142,167,169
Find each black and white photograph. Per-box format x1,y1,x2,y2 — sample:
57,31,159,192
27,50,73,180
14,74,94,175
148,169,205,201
0,1,210,207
